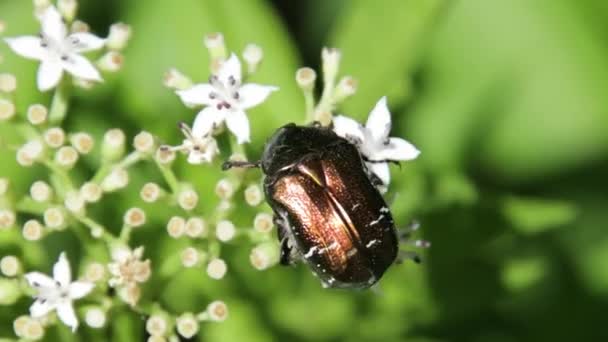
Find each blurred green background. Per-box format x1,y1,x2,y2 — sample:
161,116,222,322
2,0,608,341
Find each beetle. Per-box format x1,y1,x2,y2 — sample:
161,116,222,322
223,123,425,289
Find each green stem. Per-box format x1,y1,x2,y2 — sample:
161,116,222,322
49,79,71,125
76,215,116,244
43,159,75,195
156,162,180,194
304,89,316,123
15,197,50,215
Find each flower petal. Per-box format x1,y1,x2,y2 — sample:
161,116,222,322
192,107,226,138
368,162,390,187
37,61,64,91
53,252,71,287
176,84,215,106
333,115,365,144
374,137,421,161
67,32,106,53
4,36,47,60
25,272,56,289
225,110,250,144
62,54,102,81
238,84,278,109
365,96,392,142
56,302,79,332
30,298,55,318
40,6,67,42
68,281,94,299
217,53,242,85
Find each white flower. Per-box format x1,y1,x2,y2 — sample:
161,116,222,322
333,97,420,187
4,6,104,91
24,252,94,332
162,122,219,164
176,53,278,144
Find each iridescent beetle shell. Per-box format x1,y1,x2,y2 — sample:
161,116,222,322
260,124,398,289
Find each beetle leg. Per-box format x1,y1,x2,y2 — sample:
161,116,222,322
396,251,422,264
398,220,420,240
279,236,294,266
363,156,401,167
221,160,261,170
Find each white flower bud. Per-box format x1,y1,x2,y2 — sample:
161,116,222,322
0,178,9,196
148,336,167,342
185,217,206,238
0,277,20,305
215,178,234,200
17,140,44,166
70,132,94,154
204,32,227,60
177,188,198,211
70,19,89,33
250,242,280,270
0,209,16,229
244,184,263,206
217,199,231,212
253,212,274,233
106,22,132,50
176,313,199,339
124,207,146,227
43,207,66,230
0,73,17,93
15,315,44,340
55,146,79,169
73,77,95,89
321,47,341,80
30,181,52,202
91,226,104,238
295,67,316,91
58,0,78,22
166,216,186,238
64,190,85,214
44,127,66,148
98,51,124,72
22,219,44,241
242,43,263,74
102,128,126,162
181,247,201,268
333,76,358,103
206,300,228,321
146,315,168,337
80,182,102,203
101,168,129,192
0,20,5,35
84,262,106,282
216,220,236,242
155,146,176,164
85,307,107,328
0,99,15,121
206,258,227,279
134,131,155,154
117,283,141,307
163,68,193,90
140,182,162,203
26,104,48,125
13,315,30,338
0,255,21,277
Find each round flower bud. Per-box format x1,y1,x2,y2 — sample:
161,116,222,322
97,51,124,72
166,216,186,238
134,131,155,154
243,43,263,74
0,73,17,93
106,22,132,50
333,76,358,102
64,191,85,214
70,132,94,154
84,262,106,282
71,20,90,33
26,104,48,125
181,247,201,268
0,209,16,229
43,127,65,148
206,258,227,280
0,255,21,277
155,146,175,165
43,207,66,230
85,307,106,328
101,168,129,192
250,242,280,270
102,128,126,162
177,188,198,211
147,336,167,342
244,184,263,206
29,181,52,203
206,300,228,322
17,140,44,166
0,99,15,121
0,277,21,305
214,178,234,200
145,314,168,337
295,67,316,91
185,217,206,238
176,312,199,339
140,182,162,203
80,182,102,203
13,315,30,338
163,68,193,90
253,212,274,233
124,207,146,227
0,178,9,196
216,220,236,242
204,32,226,60
22,219,44,241
58,0,78,21
15,315,44,340
55,146,79,169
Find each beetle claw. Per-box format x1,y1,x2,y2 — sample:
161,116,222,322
222,160,261,171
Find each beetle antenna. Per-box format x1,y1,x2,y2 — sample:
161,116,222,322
222,160,261,171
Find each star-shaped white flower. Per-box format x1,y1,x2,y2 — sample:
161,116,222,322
4,5,104,91
333,96,420,187
176,53,278,144
24,252,94,332
162,122,220,164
